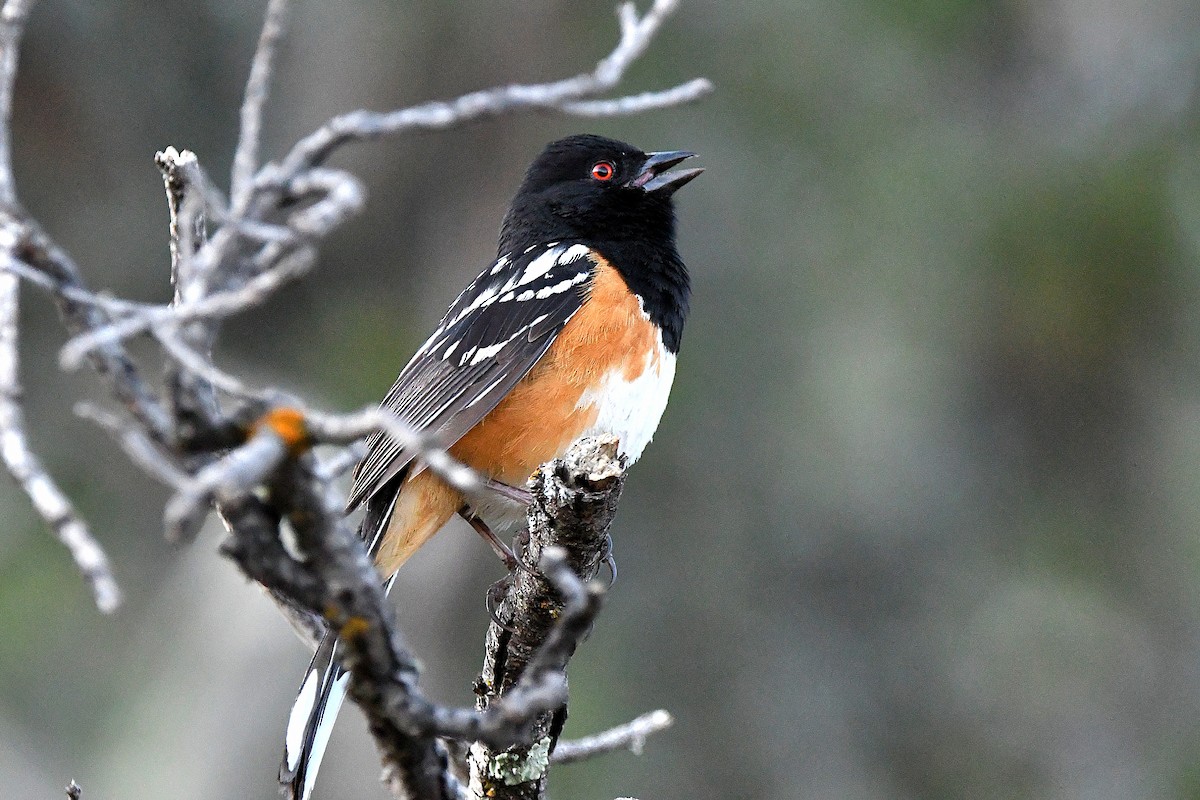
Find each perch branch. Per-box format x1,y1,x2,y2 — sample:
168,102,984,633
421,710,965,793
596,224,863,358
469,435,626,799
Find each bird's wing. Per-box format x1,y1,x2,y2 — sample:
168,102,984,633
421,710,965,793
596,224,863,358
347,243,597,511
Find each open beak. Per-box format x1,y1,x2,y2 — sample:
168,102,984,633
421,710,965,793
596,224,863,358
629,150,703,195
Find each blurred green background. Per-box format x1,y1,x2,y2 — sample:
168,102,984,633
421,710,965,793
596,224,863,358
4,0,1200,798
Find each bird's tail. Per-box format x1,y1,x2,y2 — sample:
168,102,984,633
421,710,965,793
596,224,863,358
279,630,349,800
280,471,406,800
278,575,395,800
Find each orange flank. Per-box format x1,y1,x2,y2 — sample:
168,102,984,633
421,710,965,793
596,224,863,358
374,254,658,576
375,467,462,575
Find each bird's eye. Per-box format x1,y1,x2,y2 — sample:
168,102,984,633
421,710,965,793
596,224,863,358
590,161,616,181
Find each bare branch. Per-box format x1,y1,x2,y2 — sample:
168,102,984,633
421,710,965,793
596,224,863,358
0,256,145,313
277,0,710,176
599,0,678,82
469,436,626,798
58,243,318,370
156,333,277,402
0,0,35,205
551,710,674,765
0,263,120,612
305,406,482,493
562,78,713,117
231,0,291,212
164,428,288,542
280,166,366,235
226,455,463,800
1,215,173,440
156,147,225,300
74,402,190,491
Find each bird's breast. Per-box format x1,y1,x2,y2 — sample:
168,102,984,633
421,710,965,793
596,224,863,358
449,252,677,486
575,336,675,465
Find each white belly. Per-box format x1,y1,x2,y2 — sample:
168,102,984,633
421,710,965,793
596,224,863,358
576,337,676,466
462,336,676,533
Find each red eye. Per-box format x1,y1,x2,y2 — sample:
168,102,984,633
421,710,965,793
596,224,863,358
591,161,615,181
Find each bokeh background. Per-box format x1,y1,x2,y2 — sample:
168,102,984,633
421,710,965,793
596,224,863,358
4,0,1200,798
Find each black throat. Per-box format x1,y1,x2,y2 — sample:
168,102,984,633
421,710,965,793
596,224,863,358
586,237,690,354
499,204,691,354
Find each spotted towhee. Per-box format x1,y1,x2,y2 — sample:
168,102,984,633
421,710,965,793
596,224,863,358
279,134,701,799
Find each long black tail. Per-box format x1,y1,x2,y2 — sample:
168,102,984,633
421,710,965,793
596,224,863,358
279,632,347,800
279,477,402,800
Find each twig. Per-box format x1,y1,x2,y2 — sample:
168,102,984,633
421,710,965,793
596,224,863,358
74,402,190,491
2,215,173,440
276,0,711,176
0,256,147,313
562,78,712,117
0,0,34,205
58,244,317,369
551,710,674,764
305,406,481,493
164,427,289,542
0,260,120,612
156,147,226,300
156,333,278,402
231,0,291,212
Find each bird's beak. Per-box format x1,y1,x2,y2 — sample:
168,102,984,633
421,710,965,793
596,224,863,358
629,150,703,195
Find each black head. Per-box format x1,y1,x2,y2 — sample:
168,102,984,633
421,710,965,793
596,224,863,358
498,134,702,255
498,134,700,353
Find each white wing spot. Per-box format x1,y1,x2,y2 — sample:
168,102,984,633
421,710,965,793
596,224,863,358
557,243,592,265
517,247,563,287
442,340,458,361
535,272,589,299
469,338,514,365
489,254,510,275
447,284,501,328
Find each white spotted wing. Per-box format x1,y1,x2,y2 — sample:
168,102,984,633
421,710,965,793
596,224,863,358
348,243,596,510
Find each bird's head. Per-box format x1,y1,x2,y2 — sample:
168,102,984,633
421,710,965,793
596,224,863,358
499,134,702,255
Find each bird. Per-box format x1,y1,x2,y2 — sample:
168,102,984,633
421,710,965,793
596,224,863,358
279,133,701,799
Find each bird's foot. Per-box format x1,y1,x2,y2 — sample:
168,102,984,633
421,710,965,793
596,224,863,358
485,574,518,634
596,532,617,587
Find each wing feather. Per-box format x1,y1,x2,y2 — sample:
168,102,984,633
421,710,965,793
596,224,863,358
347,244,595,511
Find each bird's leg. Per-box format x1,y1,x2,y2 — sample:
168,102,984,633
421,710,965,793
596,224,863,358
458,506,518,571
484,477,533,506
